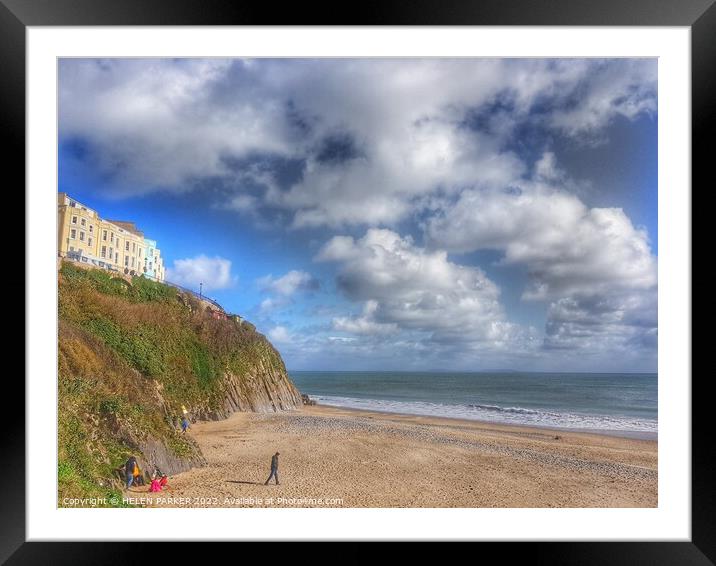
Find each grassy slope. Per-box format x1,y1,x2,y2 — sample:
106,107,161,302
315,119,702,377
57,262,293,506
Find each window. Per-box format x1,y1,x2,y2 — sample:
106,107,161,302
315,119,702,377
79,232,85,241
115,252,119,263
88,237,93,247
110,232,114,243
70,229,76,239
132,242,136,253
81,218,86,227
109,247,113,258
89,225,93,233
124,256,129,267
69,201,76,207
125,241,130,251
103,230,107,241
101,246,106,258
131,257,135,267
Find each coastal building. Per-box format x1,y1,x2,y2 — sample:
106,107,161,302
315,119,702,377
142,238,166,282
57,193,104,266
57,193,165,281
104,220,146,278
154,247,165,282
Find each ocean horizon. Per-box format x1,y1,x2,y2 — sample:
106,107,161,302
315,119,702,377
289,371,658,437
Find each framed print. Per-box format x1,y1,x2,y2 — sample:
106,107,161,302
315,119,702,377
7,0,707,562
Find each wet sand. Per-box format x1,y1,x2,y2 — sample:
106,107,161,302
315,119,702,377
134,405,657,508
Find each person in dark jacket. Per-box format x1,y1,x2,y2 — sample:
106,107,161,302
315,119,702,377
124,456,138,489
264,452,280,485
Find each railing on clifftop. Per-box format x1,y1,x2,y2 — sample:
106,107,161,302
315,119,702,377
60,253,227,312
147,275,225,312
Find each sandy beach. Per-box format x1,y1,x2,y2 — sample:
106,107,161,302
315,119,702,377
134,405,657,508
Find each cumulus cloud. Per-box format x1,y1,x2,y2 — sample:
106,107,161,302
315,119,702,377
332,301,399,336
533,152,565,183
165,255,236,291
279,119,525,228
268,326,292,344
257,270,319,296
258,298,280,313
549,59,657,141
59,58,656,228
426,184,656,299
544,291,657,352
317,228,534,349
59,59,290,194
425,175,657,355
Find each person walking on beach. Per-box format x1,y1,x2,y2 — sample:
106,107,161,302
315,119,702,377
264,452,280,485
181,416,190,433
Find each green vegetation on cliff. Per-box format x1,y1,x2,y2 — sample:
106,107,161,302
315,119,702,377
57,262,300,506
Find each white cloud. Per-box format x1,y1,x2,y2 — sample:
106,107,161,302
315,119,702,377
267,326,292,344
60,58,656,228
542,290,657,363
257,270,319,296
317,228,533,348
276,119,525,228
425,176,657,355
226,194,258,212
533,151,565,183
549,59,657,140
259,298,281,313
426,184,656,300
332,301,399,336
165,255,236,291
59,59,291,194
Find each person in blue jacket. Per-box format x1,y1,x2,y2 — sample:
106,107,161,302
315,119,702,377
124,456,138,489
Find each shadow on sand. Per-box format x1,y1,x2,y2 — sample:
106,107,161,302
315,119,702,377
226,480,263,485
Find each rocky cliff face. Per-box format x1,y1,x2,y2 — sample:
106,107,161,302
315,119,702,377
57,261,303,504
203,363,303,421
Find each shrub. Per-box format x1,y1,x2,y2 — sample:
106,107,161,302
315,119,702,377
130,275,177,303
99,397,123,415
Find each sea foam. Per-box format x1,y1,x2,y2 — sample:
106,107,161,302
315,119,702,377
314,395,658,434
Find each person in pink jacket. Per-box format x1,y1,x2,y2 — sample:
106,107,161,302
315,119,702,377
149,477,162,492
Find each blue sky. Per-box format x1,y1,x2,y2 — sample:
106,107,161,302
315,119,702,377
59,58,658,372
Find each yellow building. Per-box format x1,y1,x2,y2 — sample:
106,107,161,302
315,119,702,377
103,220,146,277
57,193,166,281
57,193,101,260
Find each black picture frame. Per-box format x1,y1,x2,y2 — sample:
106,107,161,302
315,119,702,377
7,0,705,562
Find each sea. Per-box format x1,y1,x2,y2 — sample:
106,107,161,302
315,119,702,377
289,371,658,438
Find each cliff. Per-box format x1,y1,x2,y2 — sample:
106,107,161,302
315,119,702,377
57,261,302,505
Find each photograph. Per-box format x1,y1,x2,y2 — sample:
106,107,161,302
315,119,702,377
56,57,659,510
